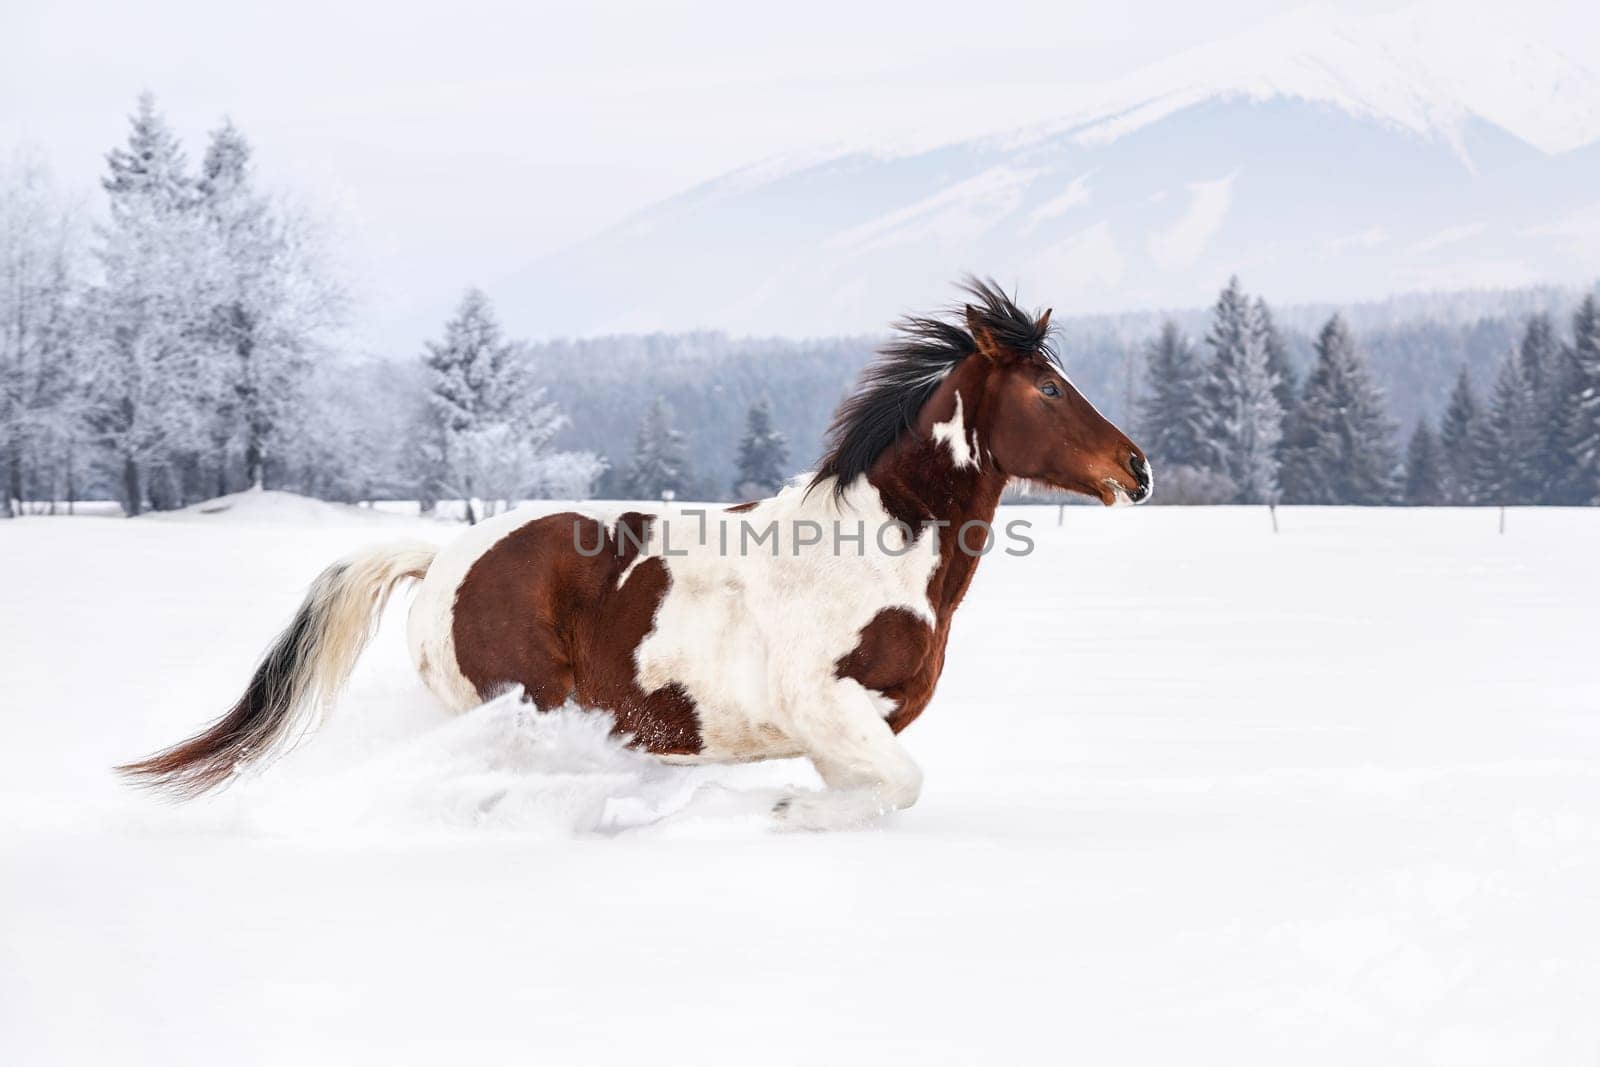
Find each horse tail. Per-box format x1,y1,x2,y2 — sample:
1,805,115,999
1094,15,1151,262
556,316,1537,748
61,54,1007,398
117,540,438,799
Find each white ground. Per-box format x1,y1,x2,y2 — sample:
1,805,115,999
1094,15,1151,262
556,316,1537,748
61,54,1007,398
1,497,1596,1066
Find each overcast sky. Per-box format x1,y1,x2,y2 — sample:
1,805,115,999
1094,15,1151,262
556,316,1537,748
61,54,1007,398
1,0,1576,349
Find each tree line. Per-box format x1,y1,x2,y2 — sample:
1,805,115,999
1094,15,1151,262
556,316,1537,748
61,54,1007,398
416,289,789,517
1,94,347,516
0,95,794,519
5,96,1600,517
1138,277,1600,506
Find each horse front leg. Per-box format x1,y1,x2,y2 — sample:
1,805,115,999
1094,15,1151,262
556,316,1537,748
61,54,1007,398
773,680,924,831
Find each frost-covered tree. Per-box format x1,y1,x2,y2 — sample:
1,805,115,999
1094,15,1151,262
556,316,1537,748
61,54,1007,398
421,288,571,522
1200,276,1282,503
1518,314,1558,399
621,396,694,500
1279,314,1398,504
1438,367,1482,504
1147,464,1236,505
1137,320,1207,471
0,154,85,517
1257,296,1298,421
272,357,421,503
1566,295,1600,505
532,450,607,501
86,94,215,515
196,121,341,492
1403,418,1444,506
733,395,788,498
1470,354,1540,505
1514,314,1564,504
103,92,193,213
423,290,523,433
75,100,347,513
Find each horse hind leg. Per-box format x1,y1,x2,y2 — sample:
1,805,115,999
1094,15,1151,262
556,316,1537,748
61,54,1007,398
505,622,576,711
422,611,574,714
407,571,573,714
773,680,924,831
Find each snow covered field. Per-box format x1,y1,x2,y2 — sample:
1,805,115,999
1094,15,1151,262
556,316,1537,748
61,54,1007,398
2,499,1597,1066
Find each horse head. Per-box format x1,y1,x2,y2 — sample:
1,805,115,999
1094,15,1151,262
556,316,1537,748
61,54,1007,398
940,289,1152,505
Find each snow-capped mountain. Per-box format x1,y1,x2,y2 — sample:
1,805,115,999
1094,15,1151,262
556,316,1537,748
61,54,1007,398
497,3,1600,338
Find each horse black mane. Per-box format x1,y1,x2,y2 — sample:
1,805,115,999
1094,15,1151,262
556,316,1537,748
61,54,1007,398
810,276,1059,495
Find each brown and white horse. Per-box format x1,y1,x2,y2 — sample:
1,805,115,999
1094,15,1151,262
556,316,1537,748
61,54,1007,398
121,279,1151,829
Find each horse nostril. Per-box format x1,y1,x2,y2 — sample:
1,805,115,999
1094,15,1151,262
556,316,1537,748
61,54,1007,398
1131,453,1150,488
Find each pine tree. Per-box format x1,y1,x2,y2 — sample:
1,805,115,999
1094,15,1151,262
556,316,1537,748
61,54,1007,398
1515,314,1563,503
87,93,212,515
1200,277,1282,503
421,288,563,521
196,120,332,492
733,396,788,498
1137,320,1207,470
622,396,694,500
1567,294,1600,505
1403,418,1444,506
1256,297,1299,419
1517,314,1557,395
1438,367,1482,504
197,120,252,204
1470,354,1539,505
1279,314,1398,504
103,92,192,214
423,289,523,439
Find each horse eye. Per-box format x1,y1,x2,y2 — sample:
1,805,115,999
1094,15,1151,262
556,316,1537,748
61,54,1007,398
1040,381,1062,398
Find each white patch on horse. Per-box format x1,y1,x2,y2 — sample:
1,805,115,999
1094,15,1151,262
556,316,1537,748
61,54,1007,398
616,553,648,590
629,479,939,780
865,688,900,719
931,390,977,469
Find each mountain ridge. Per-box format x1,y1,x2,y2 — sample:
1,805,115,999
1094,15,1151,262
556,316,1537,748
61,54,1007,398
494,2,1600,340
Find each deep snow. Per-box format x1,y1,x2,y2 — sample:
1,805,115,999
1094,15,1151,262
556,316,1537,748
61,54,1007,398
1,502,1597,1065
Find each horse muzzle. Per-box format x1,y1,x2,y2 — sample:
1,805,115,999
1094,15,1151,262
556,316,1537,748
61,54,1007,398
1128,454,1153,503
1104,453,1152,506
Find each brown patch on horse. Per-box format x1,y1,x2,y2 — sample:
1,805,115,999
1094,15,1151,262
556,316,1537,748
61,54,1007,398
834,606,942,733
450,511,703,755
452,516,577,709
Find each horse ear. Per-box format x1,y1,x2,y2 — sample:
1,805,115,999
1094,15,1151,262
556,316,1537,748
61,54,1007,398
1037,308,1052,333
965,305,1004,362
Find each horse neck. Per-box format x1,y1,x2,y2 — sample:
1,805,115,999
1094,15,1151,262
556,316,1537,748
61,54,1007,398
867,359,1009,618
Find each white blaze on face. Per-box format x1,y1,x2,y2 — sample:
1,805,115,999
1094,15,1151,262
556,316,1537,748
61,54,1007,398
931,391,977,469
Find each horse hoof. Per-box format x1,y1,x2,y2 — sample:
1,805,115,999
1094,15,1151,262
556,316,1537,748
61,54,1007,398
771,789,888,831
